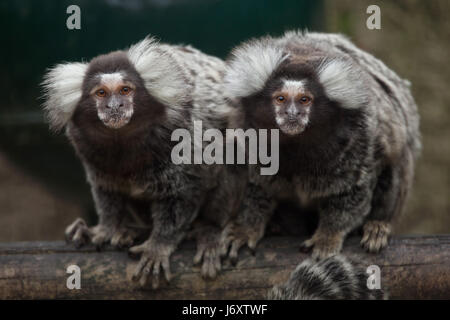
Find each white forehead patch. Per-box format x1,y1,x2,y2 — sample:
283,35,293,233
99,72,124,87
281,79,306,96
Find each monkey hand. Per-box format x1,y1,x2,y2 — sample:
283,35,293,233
360,220,391,253
299,229,345,260
129,238,175,289
220,219,266,264
65,217,137,249
190,225,223,279
65,217,95,248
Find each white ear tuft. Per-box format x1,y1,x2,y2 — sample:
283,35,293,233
317,59,368,109
127,36,190,107
224,38,288,98
41,62,87,131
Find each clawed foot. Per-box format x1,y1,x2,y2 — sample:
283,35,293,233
65,218,137,249
129,239,175,289
65,218,92,248
220,221,265,264
192,226,223,279
110,227,138,248
361,221,391,253
299,230,344,260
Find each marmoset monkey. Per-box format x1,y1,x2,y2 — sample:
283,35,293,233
42,37,243,287
268,255,387,300
221,31,421,260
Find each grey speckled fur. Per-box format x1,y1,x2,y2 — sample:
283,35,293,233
268,255,387,300
42,37,243,287
222,30,421,261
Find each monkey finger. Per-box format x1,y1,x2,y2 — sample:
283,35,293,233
139,270,150,288
72,227,89,248
201,259,210,278
219,234,235,257
247,236,260,253
214,253,222,273
129,242,148,255
111,231,129,248
207,250,219,278
360,233,370,248
202,253,217,279
92,233,108,249
116,236,132,249
65,218,87,238
152,261,161,289
219,240,230,257
380,233,388,249
132,256,150,282
200,249,211,278
299,239,314,253
162,256,172,283
193,246,206,265
209,248,222,277
207,261,217,279
362,230,372,245
229,239,244,264
373,232,387,252
311,248,325,260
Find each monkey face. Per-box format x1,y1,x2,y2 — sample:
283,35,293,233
239,66,339,141
90,72,135,129
270,79,313,136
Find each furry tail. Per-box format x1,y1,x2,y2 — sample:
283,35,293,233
268,255,387,300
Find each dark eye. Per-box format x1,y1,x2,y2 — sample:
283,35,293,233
275,95,286,103
299,96,312,104
96,89,106,97
120,86,132,95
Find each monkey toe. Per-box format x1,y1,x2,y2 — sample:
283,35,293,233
201,253,221,279
130,240,174,288
299,238,314,253
361,221,391,253
91,229,111,248
311,245,340,260
65,218,91,247
300,232,344,260
220,221,264,264
111,229,136,248
194,245,222,279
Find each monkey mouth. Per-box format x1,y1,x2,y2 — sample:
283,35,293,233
278,118,307,136
97,109,134,129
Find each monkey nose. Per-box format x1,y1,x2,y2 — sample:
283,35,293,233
106,103,124,109
285,105,299,117
286,110,299,119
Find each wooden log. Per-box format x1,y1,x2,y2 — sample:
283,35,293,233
0,235,449,299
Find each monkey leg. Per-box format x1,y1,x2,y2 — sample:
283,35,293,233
190,166,247,278
220,183,276,264
130,186,203,289
65,188,142,249
361,151,415,252
65,217,140,250
188,221,224,279
300,185,372,260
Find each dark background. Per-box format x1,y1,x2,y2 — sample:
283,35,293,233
0,0,448,241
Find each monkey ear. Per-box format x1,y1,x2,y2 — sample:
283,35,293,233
317,58,369,109
224,38,288,99
41,62,87,131
127,36,192,107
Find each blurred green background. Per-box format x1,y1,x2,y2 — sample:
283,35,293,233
0,0,448,241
